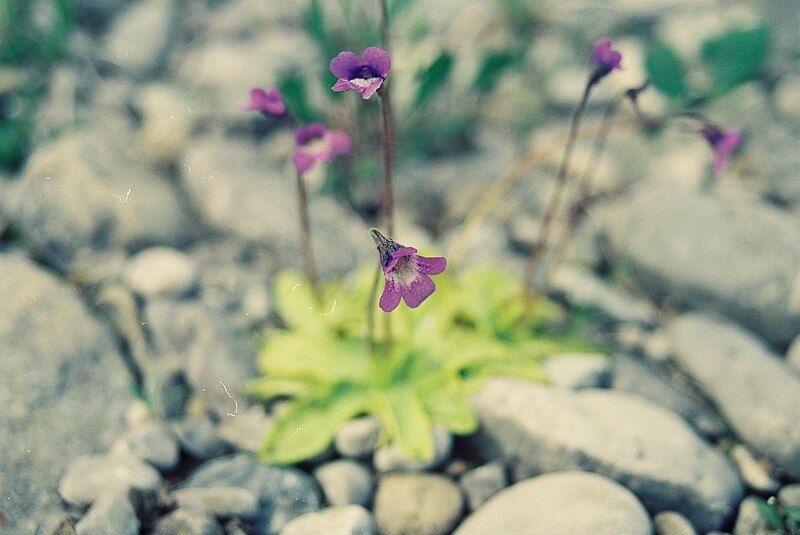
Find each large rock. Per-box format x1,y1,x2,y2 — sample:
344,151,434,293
179,454,322,534
668,313,800,479
549,265,658,326
469,379,742,531
179,137,370,277
454,471,652,535
596,187,800,345
8,127,193,271
611,353,725,437
174,31,320,125
104,0,176,76
0,252,132,529
75,491,139,535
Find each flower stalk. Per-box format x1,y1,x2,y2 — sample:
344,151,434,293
521,38,622,298
521,78,593,295
294,169,322,302
538,96,621,294
377,89,396,236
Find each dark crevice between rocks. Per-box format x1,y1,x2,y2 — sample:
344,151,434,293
19,249,148,397
161,159,222,249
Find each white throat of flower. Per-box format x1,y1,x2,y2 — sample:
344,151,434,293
387,255,418,288
303,135,329,156
350,77,381,89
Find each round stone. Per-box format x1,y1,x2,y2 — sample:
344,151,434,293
374,473,463,535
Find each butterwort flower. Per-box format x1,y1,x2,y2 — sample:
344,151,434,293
330,46,391,100
293,122,350,173
590,39,622,83
239,87,285,117
701,126,741,174
370,229,446,312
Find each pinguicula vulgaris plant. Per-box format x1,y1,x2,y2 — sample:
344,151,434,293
242,13,746,464
242,3,592,465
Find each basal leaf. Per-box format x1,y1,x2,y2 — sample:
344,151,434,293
415,52,453,106
273,271,323,331
644,42,689,99
462,359,549,386
260,331,369,383
700,25,770,92
246,377,315,399
261,383,370,464
375,388,435,460
422,377,478,434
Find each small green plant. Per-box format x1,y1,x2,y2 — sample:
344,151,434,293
644,24,770,104
248,268,587,464
0,0,76,171
756,497,800,534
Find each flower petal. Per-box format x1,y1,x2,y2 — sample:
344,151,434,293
330,51,361,79
380,279,402,312
416,255,446,275
332,78,351,92
401,274,436,308
293,150,317,173
719,130,741,152
328,130,351,155
362,46,391,78
593,39,611,61
262,87,286,115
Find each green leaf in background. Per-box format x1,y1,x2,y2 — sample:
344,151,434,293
389,0,418,18
755,498,785,530
644,42,689,99
700,25,770,92
305,0,329,49
415,52,453,106
276,73,321,124
474,51,517,94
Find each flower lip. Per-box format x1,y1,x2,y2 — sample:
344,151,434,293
240,86,285,116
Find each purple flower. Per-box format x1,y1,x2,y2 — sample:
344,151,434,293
239,87,286,116
330,47,392,100
293,122,351,173
370,229,446,312
701,126,741,174
591,39,622,82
